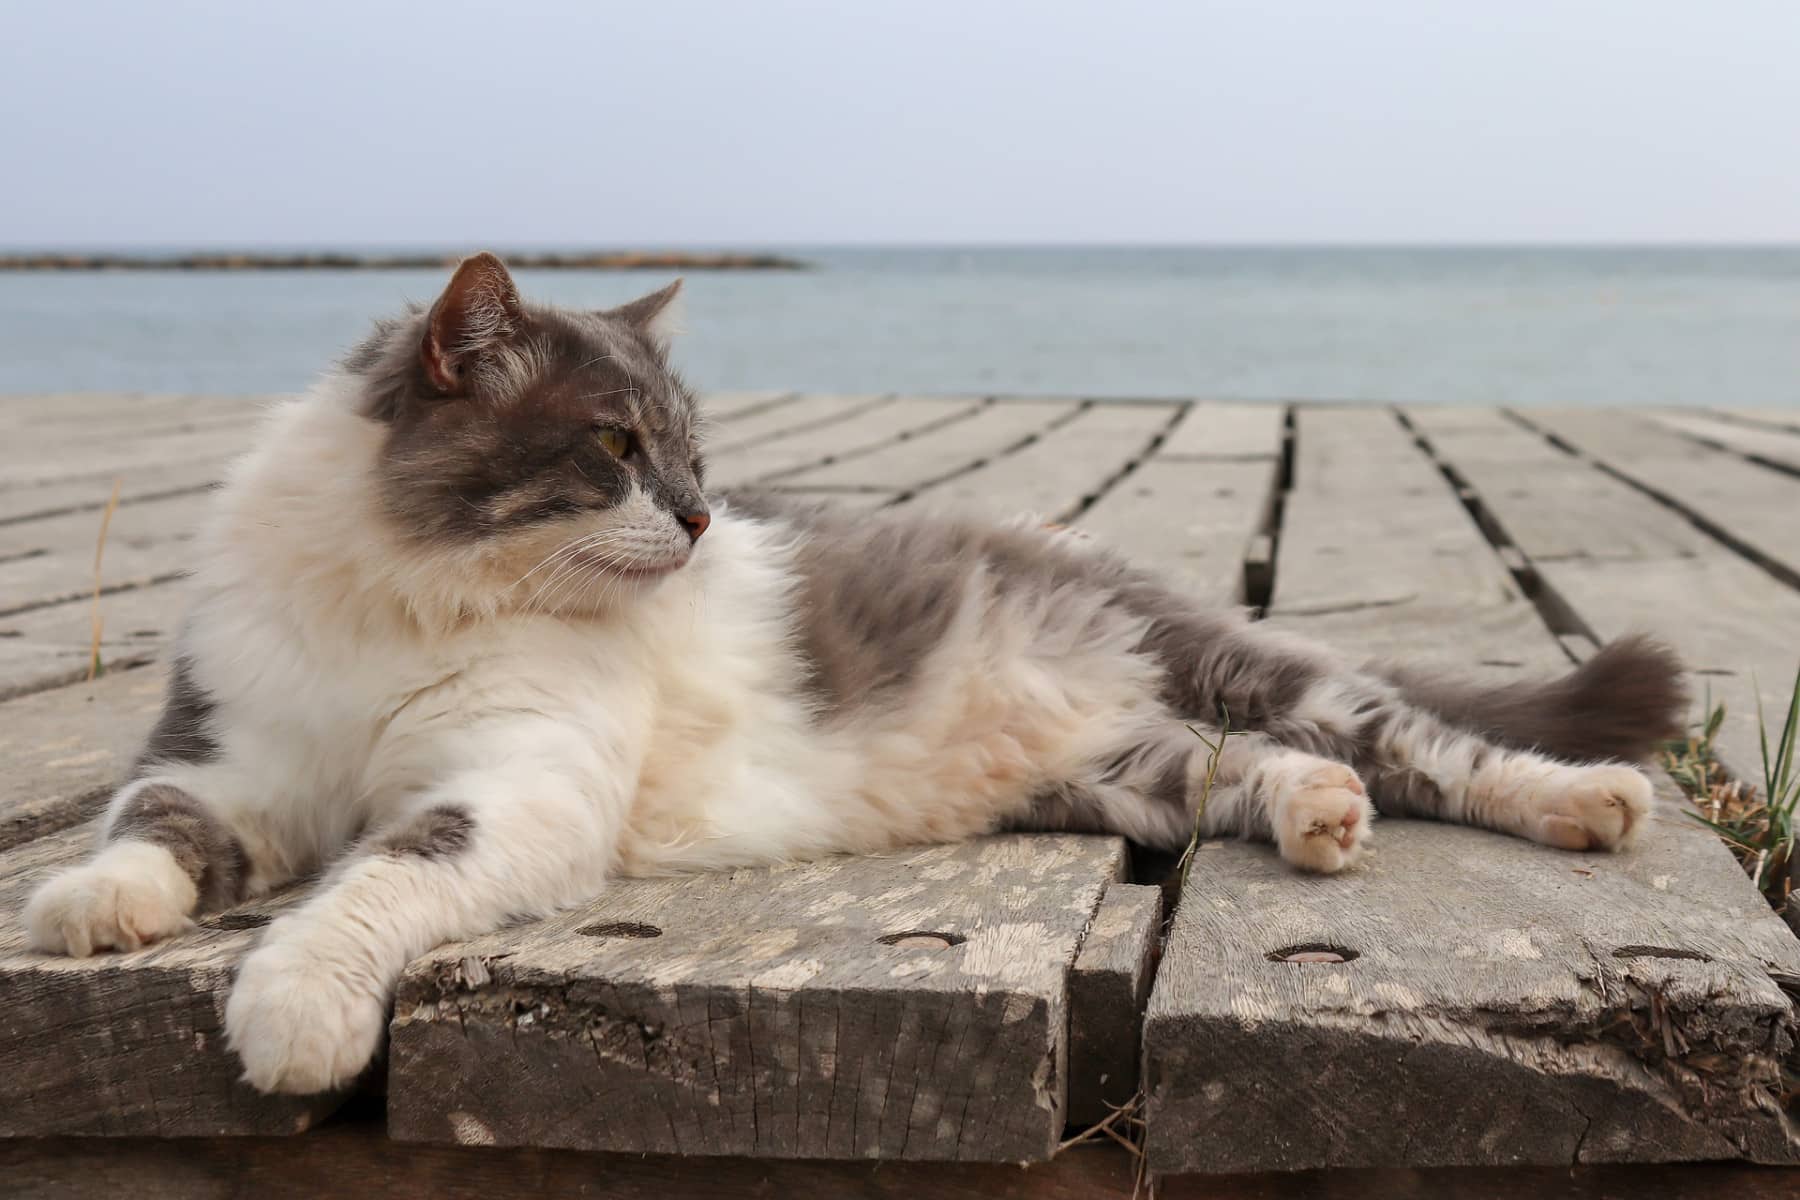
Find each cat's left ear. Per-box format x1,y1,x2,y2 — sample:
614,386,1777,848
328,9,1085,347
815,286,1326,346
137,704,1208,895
605,278,684,344
422,252,523,394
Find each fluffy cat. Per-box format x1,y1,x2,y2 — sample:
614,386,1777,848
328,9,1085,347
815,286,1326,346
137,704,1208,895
23,254,1685,1095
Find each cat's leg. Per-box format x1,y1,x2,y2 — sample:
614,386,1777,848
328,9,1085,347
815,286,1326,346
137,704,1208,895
1261,668,1653,850
1347,695,1653,851
24,773,260,956
1130,598,1657,853
1027,726,1375,874
223,720,626,1094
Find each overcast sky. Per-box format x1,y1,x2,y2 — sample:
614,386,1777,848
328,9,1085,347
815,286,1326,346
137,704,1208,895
5,1,1799,246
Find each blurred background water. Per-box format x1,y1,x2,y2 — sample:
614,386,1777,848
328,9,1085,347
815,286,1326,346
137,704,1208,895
2,246,1796,406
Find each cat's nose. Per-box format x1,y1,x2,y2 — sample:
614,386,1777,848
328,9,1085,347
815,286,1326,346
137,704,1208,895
680,510,711,543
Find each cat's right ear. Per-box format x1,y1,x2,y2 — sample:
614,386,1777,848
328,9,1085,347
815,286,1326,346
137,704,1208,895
421,253,523,394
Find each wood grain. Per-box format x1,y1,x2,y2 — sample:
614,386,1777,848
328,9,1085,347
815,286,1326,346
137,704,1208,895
1407,405,1800,776
388,836,1130,1161
0,665,167,848
710,396,986,489
1076,402,1286,602
1143,405,1800,1171
1067,882,1162,1126
926,402,1180,522
778,398,1080,491
0,822,343,1136
1522,408,1800,582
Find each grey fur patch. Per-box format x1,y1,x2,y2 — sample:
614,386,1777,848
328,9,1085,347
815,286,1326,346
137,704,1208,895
724,492,1334,738
375,805,474,860
133,655,219,775
110,782,247,909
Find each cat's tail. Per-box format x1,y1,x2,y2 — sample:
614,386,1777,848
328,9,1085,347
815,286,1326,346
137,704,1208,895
1376,633,1688,764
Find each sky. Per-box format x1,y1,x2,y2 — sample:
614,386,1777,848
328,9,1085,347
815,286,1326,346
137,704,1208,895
4,1,1799,246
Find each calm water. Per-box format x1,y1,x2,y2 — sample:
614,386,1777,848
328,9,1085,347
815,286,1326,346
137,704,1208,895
2,247,1797,406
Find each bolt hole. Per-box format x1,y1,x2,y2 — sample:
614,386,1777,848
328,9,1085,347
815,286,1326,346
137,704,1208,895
878,930,966,949
1612,945,1711,962
577,921,662,939
1268,943,1358,964
206,912,270,931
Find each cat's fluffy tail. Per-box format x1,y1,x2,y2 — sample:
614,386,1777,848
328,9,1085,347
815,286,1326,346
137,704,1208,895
1378,633,1688,764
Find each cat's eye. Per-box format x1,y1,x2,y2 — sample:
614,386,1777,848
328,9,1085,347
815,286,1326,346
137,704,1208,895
596,428,634,459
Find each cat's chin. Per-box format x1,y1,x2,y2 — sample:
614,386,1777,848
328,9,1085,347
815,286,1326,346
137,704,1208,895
609,560,686,583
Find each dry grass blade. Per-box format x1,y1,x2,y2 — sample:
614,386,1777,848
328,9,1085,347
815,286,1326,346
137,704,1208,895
1056,1091,1152,1197
1176,705,1232,890
87,477,123,680
1662,670,1800,911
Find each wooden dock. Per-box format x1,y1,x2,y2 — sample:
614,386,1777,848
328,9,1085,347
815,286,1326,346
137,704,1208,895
3,391,1800,1196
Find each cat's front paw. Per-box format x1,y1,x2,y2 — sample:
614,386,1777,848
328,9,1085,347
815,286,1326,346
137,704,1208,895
225,933,387,1094
1526,764,1653,852
23,842,198,956
1272,759,1374,874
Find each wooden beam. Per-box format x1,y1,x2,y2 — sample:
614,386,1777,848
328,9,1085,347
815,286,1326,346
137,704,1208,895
1067,882,1161,1127
710,396,986,489
1075,401,1286,603
1407,405,1800,778
388,836,1130,1161
0,823,344,1136
0,665,167,849
926,403,1180,523
777,399,1080,492
1142,406,1800,1172
6,1119,1800,1200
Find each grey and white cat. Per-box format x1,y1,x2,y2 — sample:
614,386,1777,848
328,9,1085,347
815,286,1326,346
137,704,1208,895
23,254,1684,1095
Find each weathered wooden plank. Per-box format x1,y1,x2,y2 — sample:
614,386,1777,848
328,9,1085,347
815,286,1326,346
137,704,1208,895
1648,410,1800,475
1407,405,1800,776
0,1123,1149,1200
0,665,167,849
0,822,343,1136
776,399,1079,492
0,462,225,527
709,393,888,453
709,396,985,490
1521,408,1800,581
1067,883,1161,1127
1269,406,1554,665
1145,779,1800,1172
927,403,1180,523
8,1124,1800,1200
698,389,800,420
1714,407,1800,435
1157,402,1286,461
1143,405,1800,1171
3,427,262,492
0,393,254,436
388,836,1129,1161
0,578,189,702
0,493,211,614
1075,403,1286,602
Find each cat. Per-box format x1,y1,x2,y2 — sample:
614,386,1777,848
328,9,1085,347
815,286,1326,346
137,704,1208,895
23,253,1685,1096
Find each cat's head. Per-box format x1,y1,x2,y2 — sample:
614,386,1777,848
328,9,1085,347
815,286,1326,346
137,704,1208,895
344,253,708,615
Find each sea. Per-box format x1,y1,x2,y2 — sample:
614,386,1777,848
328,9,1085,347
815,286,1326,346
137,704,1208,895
2,246,1797,406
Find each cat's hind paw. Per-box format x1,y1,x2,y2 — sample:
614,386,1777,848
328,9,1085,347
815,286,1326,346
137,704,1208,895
1272,759,1374,874
225,930,387,1095
1527,764,1653,852
23,841,198,956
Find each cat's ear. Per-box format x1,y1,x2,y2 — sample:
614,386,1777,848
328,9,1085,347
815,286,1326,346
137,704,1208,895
421,252,523,393
605,278,684,344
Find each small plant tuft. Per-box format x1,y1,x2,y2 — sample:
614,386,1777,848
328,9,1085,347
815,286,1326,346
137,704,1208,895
1663,667,1800,910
